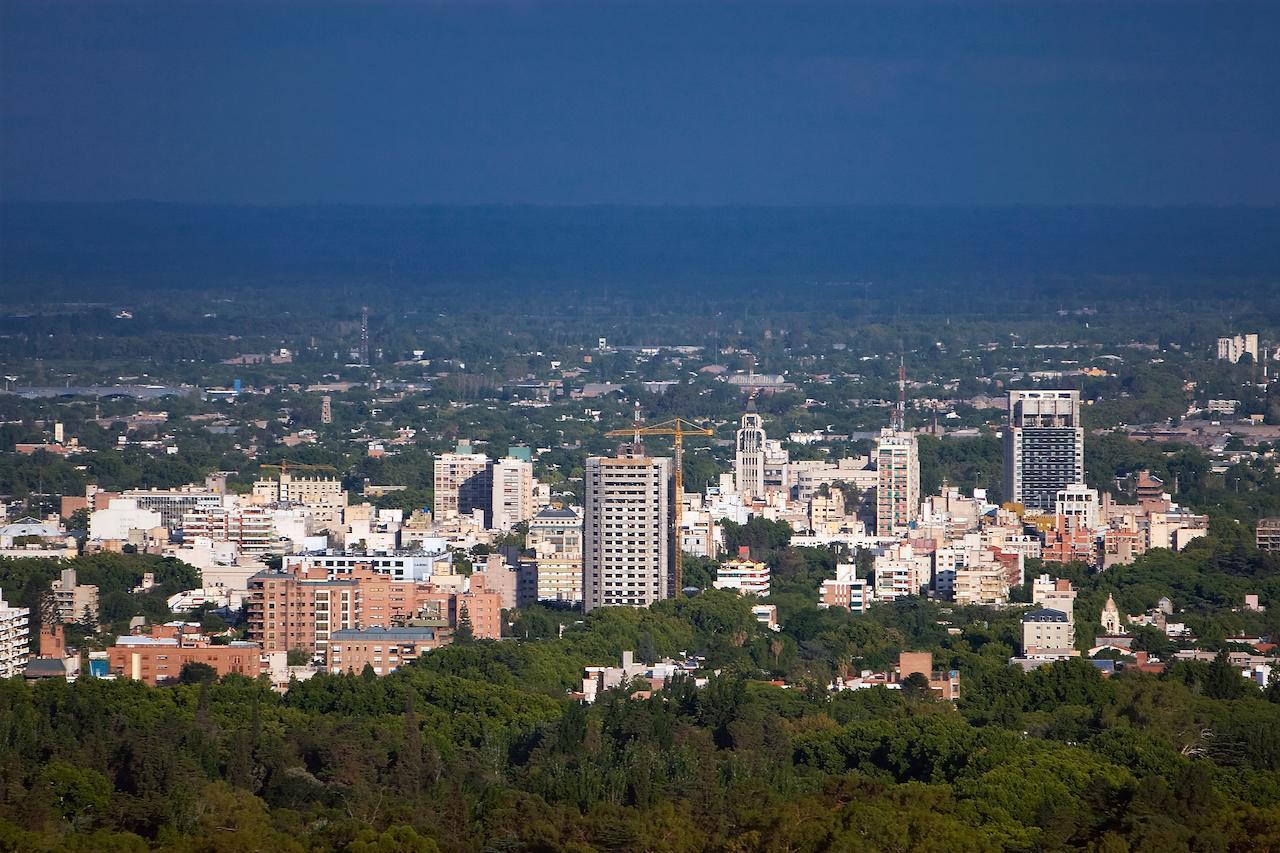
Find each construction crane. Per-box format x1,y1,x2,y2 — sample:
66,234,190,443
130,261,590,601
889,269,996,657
259,461,338,477
606,410,714,596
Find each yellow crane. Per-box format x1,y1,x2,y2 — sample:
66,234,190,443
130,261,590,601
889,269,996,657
605,413,714,596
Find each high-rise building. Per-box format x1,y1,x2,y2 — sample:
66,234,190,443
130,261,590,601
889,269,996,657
1004,390,1084,512
320,395,333,425
735,399,768,499
874,428,920,536
50,568,99,625
583,452,673,612
0,589,30,679
433,446,492,524
490,457,535,531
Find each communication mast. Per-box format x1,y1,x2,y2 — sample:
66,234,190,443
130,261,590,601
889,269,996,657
359,305,370,367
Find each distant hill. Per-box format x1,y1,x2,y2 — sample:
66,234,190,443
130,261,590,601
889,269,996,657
3,203,1279,300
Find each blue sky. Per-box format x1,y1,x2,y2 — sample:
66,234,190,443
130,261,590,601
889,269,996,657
2,0,1277,205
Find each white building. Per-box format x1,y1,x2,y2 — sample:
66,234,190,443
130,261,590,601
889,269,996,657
90,498,163,541
0,589,30,679
526,506,583,602
182,502,277,554
1055,483,1100,531
283,548,452,582
713,548,770,596
734,400,788,499
1032,574,1077,646
819,562,872,613
583,452,672,612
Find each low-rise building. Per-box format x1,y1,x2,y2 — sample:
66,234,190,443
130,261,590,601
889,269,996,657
327,626,442,675
713,547,770,596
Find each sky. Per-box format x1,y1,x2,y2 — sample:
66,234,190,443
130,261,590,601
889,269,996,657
2,0,1278,206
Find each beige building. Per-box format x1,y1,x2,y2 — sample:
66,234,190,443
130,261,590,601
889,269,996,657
583,452,672,612
526,507,583,603
433,447,492,523
1022,608,1072,654
1031,574,1076,646
50,568,99,625
252,473,347,527
1217,333,1259,364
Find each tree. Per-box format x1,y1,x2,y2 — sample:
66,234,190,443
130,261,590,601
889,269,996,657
286,648,311,667
179,661,218,685
455,604,474,643
901,671,934,701
1204,650,1247,700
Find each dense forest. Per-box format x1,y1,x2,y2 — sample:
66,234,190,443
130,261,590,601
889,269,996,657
5,533,1280,851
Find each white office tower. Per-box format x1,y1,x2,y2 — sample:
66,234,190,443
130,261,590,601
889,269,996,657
1004,390,1085,512
490,457,535,532
583,452,672,612
875,428,920,536
0,589,30,678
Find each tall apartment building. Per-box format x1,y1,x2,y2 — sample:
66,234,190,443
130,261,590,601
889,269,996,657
490,457,535,531
874,428,920,536
1217,333,1259,364
0,590,30,678
433,447,492,523
1004,390,1084,512
526,506,584,603
583,452,673,612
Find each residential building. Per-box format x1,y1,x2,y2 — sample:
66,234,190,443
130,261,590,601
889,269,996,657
491,456,535,531
1258,518,1280,553
50,568,99,624
327,626,442,675
526,506,583,603
182,503,277,553
819,563,872,613
119,486,225,530
283,549,452,582
1031,574,1076,646
433,446,492,523
107,626,266,685
874,428,920,536
713,547,770,596
953,565,1009,606
0,590,29,678
247,566,501,659
1004,390,1084,512
583,451,673,612
1055,483,1100,531
251,473,347,526
1022,608,1072,654
1217,333,1259,364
